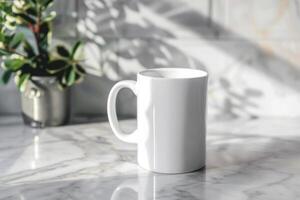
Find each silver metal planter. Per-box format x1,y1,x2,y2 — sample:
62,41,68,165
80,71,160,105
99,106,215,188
21,77,70,128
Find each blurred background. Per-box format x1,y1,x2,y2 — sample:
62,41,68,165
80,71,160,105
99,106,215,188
1,0,300,120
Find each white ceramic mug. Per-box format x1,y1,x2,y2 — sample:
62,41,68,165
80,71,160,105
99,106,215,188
107,68,208,173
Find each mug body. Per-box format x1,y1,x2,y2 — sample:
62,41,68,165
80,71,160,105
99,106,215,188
136,68,208,173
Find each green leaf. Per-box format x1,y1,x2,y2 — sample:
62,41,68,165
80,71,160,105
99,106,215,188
29,0,37,4
47,59,68,72
16,73,30,92
0,32,5,42
20,63,35,74
43,11,56,22
24,40,35,58
1,3,12,14
9,32,24,49
74,71,83,83
61,68,68,85
75,64,86,75
0,70,12,84
15,13,35,24
72,42,84,60
39,52,50,67
6,34,14,44
39,22,50,48
25,7,37,16
57,71,67,89
56,45,70,58
71,41,82,58
0,48,9,56
4,59,25,71
61,67,73,86
43,0,53,8
40,22,49,37
66,68,76,86
40,38,48,51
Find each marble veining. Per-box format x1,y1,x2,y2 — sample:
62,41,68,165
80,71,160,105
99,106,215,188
0,117,300,199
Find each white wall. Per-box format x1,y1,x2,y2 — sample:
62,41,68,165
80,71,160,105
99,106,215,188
1,0,300,119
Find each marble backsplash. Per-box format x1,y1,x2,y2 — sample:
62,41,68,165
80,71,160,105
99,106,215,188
1,0,300,119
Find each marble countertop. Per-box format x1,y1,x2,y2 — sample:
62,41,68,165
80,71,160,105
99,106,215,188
0,117,300,200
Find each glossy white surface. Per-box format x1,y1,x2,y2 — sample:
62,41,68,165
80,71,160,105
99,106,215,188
1,117,300,199
108,68,208,173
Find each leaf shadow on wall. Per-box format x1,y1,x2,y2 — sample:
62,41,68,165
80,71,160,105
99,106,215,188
63,0,209,120
52,0,300,120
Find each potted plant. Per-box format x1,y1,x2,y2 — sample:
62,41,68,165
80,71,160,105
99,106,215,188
0,0,85,127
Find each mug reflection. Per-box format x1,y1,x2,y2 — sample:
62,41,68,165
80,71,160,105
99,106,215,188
111,171,206,200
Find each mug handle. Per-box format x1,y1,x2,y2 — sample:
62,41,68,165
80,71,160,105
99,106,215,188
107,80,139,143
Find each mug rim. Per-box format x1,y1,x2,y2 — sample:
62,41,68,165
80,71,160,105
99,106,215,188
138,68,208,80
